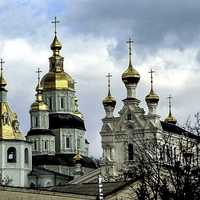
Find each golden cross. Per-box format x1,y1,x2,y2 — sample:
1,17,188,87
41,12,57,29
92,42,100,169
0,58,5,75
51,16,60,35
168,95,172,113
106,73,112,95
36,68,42,85
149,69,155,90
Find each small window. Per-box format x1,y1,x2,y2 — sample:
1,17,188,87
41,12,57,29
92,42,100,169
34,141,37,151
49,97,52,110
66,137,70,148
35,116,38,127
44,141,48,150
25,148,29,164
7,147,16,163
128,143,134,160
61,97,64,109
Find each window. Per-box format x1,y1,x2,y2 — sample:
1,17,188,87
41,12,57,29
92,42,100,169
128,143,134,160
34,140,37,151
66,137,70,148
24,148,29,164
7,147,16,163
127,113,132,120
49,97,52,110
44,141,48,150
61,97,64,109
35,116,38,127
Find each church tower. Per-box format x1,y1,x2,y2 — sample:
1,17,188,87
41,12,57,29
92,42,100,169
40,17,88,156
0,59,32,187
27,68,55,155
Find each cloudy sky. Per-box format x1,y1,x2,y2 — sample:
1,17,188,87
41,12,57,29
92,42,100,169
1,0,200,157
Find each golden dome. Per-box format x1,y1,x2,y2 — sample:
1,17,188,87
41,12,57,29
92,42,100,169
164,113,177,125
31,84,48,111
41,71,75,91
103,94,116,108
145,89,159,104
122,64,140,85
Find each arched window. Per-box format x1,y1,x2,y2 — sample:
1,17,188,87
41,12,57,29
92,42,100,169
24,148,29,164
128,143,134,160
34,140,37,150
60,97,64,109
35,116,38,127
7,147,16,163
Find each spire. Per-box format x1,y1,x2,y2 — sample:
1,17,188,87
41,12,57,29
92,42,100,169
164,95,177,124
122,38,140,98
31,68,48,111
50,16,62,56
103,73,116,118
103,73,116,108
145,69,159,104
0,58,7,90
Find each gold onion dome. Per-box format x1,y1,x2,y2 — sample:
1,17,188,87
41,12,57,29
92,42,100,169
122,63,140,85
164,113,177,125
145,89,159,104
31,84,48,111
103,93,116,108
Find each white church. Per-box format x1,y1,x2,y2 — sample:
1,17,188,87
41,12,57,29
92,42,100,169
0,18,199,194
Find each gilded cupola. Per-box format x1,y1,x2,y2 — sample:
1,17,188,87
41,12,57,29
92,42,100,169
164,95,177,124
103,73,116,108
41,17,75,92
31,68,48,112
145,69,159,104
0,59,24,140
122,38,140,86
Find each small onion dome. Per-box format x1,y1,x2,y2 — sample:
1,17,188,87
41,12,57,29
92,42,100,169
51,35,62,51
103,95,116,108
122,64,140,85
73,151,82,163
31,85,48,111
145,89,159,104
164,113,177,125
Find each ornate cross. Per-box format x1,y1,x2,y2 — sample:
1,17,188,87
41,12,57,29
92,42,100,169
126,38,134,56
51,16,60,35
106,73,112,94
36,68,42,84
149,69,155,90
0,58,5,75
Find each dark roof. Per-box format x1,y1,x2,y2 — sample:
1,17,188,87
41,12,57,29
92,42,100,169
26,129,55,137
32,154,97,169
49,113,86,131
29,166,73,181
47,181,136,197
161,121,200,140
85,139,90,144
